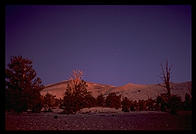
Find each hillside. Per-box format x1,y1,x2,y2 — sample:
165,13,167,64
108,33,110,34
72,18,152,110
41,81,191,101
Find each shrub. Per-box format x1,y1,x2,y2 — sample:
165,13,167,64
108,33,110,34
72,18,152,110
63,93,79,114
83,94,96,108
121,97,131,112
146,99,156,111
168,95,182,114
59,98,64,109
156,93,182,114
138,100,146,111
105,92,121,109
130,101,135,111
184,93,192,110
43,93,56,112
156,93,169,112
96,94,105,107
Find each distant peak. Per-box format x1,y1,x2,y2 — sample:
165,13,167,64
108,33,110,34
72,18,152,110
124,83,140,86
126,83,137,85
122,82,147,88
45,80,70,88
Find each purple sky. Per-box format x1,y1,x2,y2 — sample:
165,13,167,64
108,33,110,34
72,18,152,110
6,5,192,86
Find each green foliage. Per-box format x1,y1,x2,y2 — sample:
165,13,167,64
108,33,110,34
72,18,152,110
5,56,44,113
105,92,121,109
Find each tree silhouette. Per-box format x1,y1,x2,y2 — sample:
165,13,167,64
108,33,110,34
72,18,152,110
168,95,182,114
83,94,96,108
63,70,91,114
146,98,155,111
138,100,146,111
96,94,105,107
156,93,168,112
130,100,135,111
184,93,192,110
5,56,44,113
105,92,121,109
121,97,131,112
43,92,56,112
159,61,184,114
160,60,173,97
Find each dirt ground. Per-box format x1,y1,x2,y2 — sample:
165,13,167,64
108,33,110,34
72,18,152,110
5,111,192,130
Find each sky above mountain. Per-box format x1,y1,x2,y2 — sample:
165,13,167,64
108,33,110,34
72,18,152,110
6,5,192,86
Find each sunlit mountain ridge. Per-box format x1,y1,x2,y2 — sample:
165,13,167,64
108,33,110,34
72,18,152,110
41,81,192,101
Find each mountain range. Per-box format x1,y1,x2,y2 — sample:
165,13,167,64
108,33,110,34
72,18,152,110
41,80,192,101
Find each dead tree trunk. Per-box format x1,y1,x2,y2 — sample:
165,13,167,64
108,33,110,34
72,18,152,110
160,60,173,97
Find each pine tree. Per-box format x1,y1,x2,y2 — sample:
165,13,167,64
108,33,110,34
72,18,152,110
121,97,131,112
63,70,91,114
83,94,96,108
184,93,192,110
168,95,182,114
96,94,105,106
5,56,44,113
105,92,121,109
43,92,56,112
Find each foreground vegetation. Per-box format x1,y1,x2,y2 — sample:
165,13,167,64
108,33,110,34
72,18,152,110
5,56,192,115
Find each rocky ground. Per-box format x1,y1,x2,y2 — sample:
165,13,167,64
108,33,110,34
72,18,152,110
5,110,192,131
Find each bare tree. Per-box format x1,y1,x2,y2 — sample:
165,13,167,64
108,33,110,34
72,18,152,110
160,60,173,97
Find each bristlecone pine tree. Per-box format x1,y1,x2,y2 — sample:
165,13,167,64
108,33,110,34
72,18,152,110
63,70,91,114
5,56,44,113
159,60,183,114
160,60,173,97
